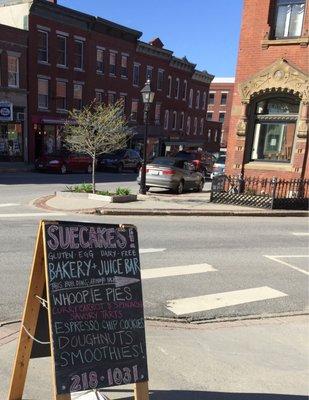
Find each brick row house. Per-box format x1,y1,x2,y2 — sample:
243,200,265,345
226,0,309,180
0,23,28,161
0,0,221,163
207,77,235,149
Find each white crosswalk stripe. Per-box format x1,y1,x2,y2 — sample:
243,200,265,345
292,232,309,236
142,263,216,280
139,248,166,254
166,286,288,316
0,203,20,208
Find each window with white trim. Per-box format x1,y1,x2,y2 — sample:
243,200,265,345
157,69,164,90
8,56,19,88
121,55,128,78
186,116,191,135
188,88,193,108
175,78,180,99
95,90,104,102
193,117,198,135
73,84,83,110
167,76,172,97
164,110,169,130
172,111,177,130
38,30,48,63
146,66,153,80
208,92,215,105
119,93,127,113
57,35,67,67
108,92,116,105
208,129,212,141
182,80,187,100
180,112,185,130
131,100,138,121
74,40,83,70
207,112,213,121
219,112,226,123
220,93,228,105
200,118,204,135
274,0,305,38
133,63,140,86
96,49,104,74
155,102,161,125
56,81,67,110
202,91,207,109
109,52,116,75
38,78,49,109
196,90,200,109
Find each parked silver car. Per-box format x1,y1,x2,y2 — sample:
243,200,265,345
137,157,204,194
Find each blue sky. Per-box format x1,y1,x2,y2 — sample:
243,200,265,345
59,0,243,77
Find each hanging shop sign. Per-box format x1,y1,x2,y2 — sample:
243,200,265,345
0,101,13,122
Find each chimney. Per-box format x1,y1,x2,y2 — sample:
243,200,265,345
46,0,57,3
149,37,164,49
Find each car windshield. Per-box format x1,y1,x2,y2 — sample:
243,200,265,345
102,150,126,158
151,158,184,168
175,152,195,160
216,156,226,164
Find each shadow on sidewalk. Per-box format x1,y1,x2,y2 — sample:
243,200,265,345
101,390,307,400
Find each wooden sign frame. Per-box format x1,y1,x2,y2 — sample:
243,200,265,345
8,221,149,400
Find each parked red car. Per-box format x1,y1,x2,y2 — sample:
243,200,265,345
35,151,93,174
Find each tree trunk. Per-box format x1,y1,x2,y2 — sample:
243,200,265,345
92,155,96,194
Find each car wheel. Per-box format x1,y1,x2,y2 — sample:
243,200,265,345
86,164,92,174
175,180,184,195
117,163,123,173
196,179,204,192
60,164,67,174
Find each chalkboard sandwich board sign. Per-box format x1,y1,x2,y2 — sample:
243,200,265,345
8,221,149,400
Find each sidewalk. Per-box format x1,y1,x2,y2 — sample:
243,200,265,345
1,316,308,399
0,162,34,173
33,191,309,217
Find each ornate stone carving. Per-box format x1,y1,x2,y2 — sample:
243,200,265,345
236,119,247,136
297,120,308,138
239,59,309,103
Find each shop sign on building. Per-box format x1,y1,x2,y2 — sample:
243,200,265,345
0,101,13,122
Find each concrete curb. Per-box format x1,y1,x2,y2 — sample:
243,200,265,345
32,195,309,217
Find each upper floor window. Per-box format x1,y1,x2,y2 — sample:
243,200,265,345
186,116,191,135
74,40,84,70
167,76,172,97
274,0,305,38
219,112,226,123
207,112,213,121
200,118,204,135
8,56,19,88
196,90,200,109
164,110,169,130
193,117,198,135
121,55,128,78
96,49,104,74
172,111,177,130
182,80,187,100
133,63,140,86
108,92,116,105
155,102,161,125
131,100,138,121
73,84,83,110
146,66,153,80
188,89,193,108
180,112,185,131
38,30,48,63
56,81,67,110
38,78,49,109
109,52,116,76
57,35,67,67
221,93,228,105
208,92,215,105
95,90,104,103
157,69,164,91
119,93,127,113
202,91,207,110
175,78,180,99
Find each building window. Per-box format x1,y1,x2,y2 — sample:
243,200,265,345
131,100,138,121
193,117,198,135
219,112,226,123
8,56,19,88
56,81,67,110
200,118,204,135
146,66,153,80
73,84,83,110
133,63,140,86
119,93,127,113
108,92,116,105
96,49,104,74
215,130,219,142
38,30,48,63
164,110,169,130
157,69,164,90
74,40,84,70
38,78,49,109
208,92,215,105
180,112,185,131
182,80,187,100
121,55,128,78
109,52,116,76
167,76,172,98
196,90,200,109
57,35,67,67
274,0,305,38
186,117,191,135
155,102,161,125
175,78,180,99
221,93,228,105
172,111,177,130
207,112,213,121
208,129,212,141
188,89,193,108
95,90,104,102
202,91,207,110
250,97,299,162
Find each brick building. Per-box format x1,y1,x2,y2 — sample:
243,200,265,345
0,0,221,163
226,0,308,180
207,77,235,149
0,23,28,161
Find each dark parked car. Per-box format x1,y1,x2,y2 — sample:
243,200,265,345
137,157,204,194
175,150,214,177
97,149,142,173
35,151,93,174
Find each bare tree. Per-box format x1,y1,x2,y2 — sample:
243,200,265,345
64,100,132,193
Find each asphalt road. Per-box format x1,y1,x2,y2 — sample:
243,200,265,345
0,172,308,323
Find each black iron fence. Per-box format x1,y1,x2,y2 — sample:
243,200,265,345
211,175,309,209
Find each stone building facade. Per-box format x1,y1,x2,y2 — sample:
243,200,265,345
226,0,309,179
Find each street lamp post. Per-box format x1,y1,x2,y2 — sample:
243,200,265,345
139,78,155,194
